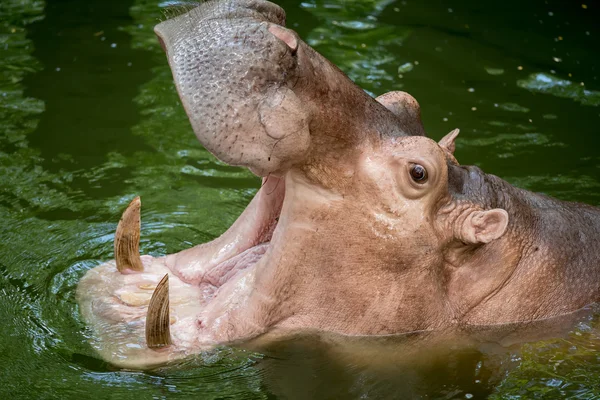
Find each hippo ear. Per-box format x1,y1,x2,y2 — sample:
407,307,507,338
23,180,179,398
375,91,426,136
459,209,509,244
439,128,460,154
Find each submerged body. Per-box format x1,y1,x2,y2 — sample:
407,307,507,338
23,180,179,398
77,0,600,368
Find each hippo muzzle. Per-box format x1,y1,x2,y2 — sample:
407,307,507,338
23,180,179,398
155,0,307,176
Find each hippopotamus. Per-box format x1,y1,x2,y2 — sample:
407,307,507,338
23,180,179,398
77,0,600,368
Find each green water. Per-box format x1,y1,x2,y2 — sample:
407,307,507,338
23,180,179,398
0,0,599,398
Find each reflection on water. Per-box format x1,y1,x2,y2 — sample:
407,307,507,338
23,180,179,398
254,333,508,399
0,0,599,398
518,72,600,107
249,306,598,399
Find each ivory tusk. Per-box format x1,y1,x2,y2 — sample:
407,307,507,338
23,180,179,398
145,274,172,349
115,196,144,273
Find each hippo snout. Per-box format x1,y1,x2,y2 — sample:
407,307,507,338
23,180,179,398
154,0,312,176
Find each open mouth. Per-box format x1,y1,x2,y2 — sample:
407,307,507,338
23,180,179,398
163,174,287,290
203,174,285,288
76,172,289,364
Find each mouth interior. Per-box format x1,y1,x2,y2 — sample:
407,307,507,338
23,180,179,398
199,174,286,288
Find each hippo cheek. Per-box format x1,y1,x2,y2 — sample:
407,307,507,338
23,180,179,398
154,2,312,177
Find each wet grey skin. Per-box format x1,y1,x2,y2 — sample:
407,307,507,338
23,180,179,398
153,0,425,177
76,0,600,369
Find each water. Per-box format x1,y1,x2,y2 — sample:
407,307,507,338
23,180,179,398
0,0,599,398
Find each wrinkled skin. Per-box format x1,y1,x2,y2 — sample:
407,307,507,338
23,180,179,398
77,0,600,368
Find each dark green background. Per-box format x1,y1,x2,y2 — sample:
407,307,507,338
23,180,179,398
1,0,599,398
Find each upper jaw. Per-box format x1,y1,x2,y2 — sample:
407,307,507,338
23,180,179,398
154,0,311,177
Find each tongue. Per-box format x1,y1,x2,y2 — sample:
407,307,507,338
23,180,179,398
203,243,270,287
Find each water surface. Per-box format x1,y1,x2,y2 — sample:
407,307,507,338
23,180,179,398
1,0,599,398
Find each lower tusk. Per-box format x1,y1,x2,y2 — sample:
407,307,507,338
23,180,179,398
145,274,172,349
115,196,144,273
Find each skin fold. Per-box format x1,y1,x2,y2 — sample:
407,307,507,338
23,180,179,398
77,0,600,368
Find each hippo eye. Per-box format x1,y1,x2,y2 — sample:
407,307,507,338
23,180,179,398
409,164,428,183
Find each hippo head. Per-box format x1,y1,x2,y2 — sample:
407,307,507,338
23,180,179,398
76,1,523,368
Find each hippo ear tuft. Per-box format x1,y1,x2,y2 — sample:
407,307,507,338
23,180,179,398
459,208,509,244
439,129,460,154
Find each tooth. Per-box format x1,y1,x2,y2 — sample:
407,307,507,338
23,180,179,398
145,274,172,349
138,283,157,290
115,196,144,273
118,292,152,306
